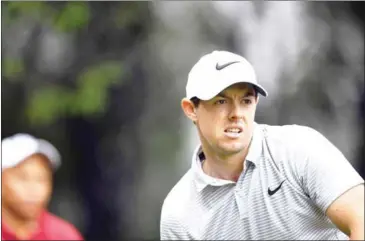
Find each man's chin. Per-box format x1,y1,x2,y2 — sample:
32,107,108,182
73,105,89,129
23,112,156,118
218,144,245,155
17,208,43,220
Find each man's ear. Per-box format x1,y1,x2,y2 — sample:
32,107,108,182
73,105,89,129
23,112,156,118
181,98,198,123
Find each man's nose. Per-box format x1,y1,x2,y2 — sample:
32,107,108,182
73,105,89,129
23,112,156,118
26,183,47,199
228,103,245,121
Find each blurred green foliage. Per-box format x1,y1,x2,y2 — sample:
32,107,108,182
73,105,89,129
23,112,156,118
3,1,47,22
3,1,89,30
72,61,123,116
3,59,25,79
53,2,90,32
26,62,123,125
2,2,126,126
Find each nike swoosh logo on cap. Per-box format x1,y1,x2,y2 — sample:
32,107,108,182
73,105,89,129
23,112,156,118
215,61,240,70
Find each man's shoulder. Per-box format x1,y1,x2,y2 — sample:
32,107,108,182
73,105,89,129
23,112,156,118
259,123,316,136
258,123,321,145
257,123,324,162
42,211,83,240
161,169,195,220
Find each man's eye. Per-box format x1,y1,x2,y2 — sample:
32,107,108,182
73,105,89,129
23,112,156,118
243,99,252,104
215,99,226,105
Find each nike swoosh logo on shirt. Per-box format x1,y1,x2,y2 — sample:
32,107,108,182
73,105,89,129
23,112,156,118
268,180,285,196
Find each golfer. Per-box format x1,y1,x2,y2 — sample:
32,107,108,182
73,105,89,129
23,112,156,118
2,133,84,240
160,50,364,240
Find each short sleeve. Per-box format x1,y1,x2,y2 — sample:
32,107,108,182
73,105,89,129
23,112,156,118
160,201,191,240
299,127,364,213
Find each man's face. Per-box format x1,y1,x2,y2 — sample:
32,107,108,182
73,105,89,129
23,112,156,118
190,83,258,157
2,154,53,220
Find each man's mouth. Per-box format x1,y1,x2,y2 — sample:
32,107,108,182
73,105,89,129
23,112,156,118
224,128,242,133
224,127,243,138
224,126,243,133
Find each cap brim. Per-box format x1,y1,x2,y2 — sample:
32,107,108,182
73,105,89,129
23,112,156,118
195,79,268,100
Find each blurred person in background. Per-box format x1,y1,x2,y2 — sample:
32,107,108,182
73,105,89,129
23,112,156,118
160,51,364,240
1,134,83,240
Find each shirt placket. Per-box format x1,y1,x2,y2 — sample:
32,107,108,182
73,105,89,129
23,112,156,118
234,162,253,219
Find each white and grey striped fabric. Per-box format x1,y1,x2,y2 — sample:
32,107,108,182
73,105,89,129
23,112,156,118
160,123,364,240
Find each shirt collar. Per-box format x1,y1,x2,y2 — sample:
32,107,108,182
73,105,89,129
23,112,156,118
192,146,235,192
192,123,263,192
245,122,263,166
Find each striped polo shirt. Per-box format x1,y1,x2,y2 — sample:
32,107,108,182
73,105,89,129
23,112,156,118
160,123,364,240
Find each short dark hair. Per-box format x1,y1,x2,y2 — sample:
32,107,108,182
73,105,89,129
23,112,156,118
190,97,201,107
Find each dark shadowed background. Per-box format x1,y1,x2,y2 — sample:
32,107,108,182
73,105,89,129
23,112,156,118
1,2,364,240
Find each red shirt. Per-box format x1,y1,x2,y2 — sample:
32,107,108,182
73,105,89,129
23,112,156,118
2,210,83,240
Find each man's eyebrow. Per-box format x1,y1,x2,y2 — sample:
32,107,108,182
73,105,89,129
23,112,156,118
244,92,255,97
217,92,227,98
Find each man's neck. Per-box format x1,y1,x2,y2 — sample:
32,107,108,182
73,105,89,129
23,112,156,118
201,147,249,182
1,206,39,239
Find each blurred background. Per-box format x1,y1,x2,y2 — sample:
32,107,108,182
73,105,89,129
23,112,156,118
1,1,364,240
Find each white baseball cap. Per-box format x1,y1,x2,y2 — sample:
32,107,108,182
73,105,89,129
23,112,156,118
1,133,61,171
186,50,268,100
